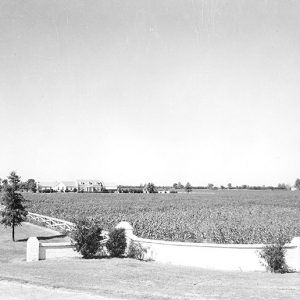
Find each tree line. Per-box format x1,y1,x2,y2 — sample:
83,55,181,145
0,177,37,193
121,179,300,193
1,174,300,194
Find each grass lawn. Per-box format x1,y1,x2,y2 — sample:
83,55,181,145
0,223,300,299
0,222,70,263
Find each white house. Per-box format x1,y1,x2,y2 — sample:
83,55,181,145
37,179,108,193
76,180,103,193
54,181,77,192
37,181,58,192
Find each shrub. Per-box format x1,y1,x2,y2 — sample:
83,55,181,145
259,242,290,273
106,228,127,257
71,218,104,259
128,240,148,261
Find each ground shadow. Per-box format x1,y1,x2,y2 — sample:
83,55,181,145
16,234,67,242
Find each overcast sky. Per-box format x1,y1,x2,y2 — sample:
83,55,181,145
1,0,300,186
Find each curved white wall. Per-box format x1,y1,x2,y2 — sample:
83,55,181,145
118,222,300,272
26,220,300,272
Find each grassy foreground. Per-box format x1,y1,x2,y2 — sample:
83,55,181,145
1,223,300,299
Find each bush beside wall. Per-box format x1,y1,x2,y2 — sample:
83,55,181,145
128,240,148,261
106,228,127,257
71,218,104,259
259,242,291,273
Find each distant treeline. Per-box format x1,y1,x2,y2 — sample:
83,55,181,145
117,186,143,193
0,178,37,192
119,183,292,191
1,176,299,194
219,185,290,190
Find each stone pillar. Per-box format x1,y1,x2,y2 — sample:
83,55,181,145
26,237,40,262
290,237,300,272
115,221,134,254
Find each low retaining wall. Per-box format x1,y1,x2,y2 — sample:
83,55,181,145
116,222,300,272
132,236,299,271
27,237,81,261
39,242,81,260
26,230,109,261
26,221,300,272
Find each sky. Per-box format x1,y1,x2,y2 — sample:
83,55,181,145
1,0,300,186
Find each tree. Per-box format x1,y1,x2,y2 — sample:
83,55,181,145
172,183,178,189
144,182,157,193
1,172,28,241
207,183,214,190
8,171,21,190
177,182,184,189
0,179,7,191
227,183,232,189
294,178,300,190
185,182,192,193
278,183,287,190
25,179,37,192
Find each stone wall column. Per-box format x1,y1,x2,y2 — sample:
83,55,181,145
290,237,300,272
115,221,134,254
26,237,40,262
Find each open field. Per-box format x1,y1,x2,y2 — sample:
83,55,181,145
24,190,300,244
1,223,300,300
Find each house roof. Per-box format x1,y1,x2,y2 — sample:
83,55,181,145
103,182,118,189
104,186,118,190
76,179,102,186
60,181,77,187
38,181,59,187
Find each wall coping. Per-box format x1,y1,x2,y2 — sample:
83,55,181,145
40,237,297,250
40,242,74,247
131,236,297,249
